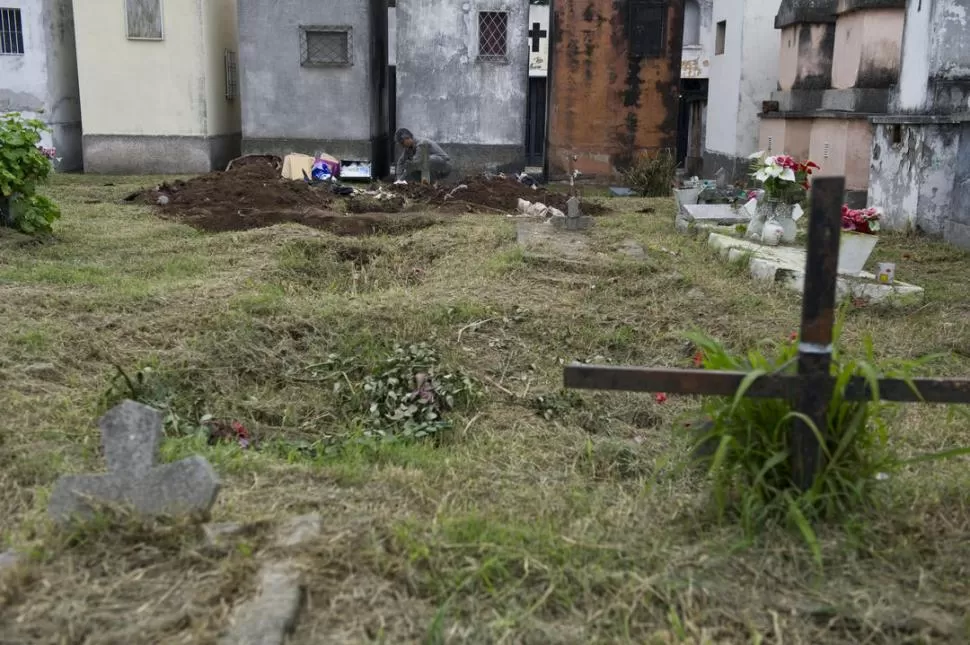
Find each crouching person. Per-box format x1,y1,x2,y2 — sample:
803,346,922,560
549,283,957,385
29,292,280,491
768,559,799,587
395,128,452,183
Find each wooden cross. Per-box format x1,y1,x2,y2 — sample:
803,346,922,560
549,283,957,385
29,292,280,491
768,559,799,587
564,177,970,490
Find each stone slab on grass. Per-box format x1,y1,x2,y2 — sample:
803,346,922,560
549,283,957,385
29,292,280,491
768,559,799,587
707,233,924,306
274,513,323,548
221,561,303,645
676,204,750,235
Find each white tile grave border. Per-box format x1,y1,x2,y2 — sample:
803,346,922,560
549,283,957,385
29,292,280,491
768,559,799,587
707,233,924,307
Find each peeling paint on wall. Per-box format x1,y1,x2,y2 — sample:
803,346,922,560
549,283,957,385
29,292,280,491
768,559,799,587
868,121,958,235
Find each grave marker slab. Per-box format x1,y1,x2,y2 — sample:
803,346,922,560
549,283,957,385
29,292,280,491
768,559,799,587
676,203,750,234
553,196,593,231
48,400,221,525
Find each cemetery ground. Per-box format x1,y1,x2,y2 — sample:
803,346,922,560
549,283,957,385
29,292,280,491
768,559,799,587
1,174,970,644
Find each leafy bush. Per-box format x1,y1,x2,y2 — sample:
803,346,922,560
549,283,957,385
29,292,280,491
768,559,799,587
311,343,480,441
623,148,677,197
0,112,60,234
685,316,968,554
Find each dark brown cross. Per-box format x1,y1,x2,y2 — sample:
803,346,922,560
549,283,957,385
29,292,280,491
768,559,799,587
529,22,547,52
564,177,970,490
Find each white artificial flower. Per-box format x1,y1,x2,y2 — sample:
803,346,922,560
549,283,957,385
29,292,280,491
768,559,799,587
765,156,777,166
748,150,765,159
765,165,783,178
755,169,770,182
780,167,796,182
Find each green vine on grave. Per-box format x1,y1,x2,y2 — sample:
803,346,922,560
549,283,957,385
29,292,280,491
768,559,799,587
0,112,61,234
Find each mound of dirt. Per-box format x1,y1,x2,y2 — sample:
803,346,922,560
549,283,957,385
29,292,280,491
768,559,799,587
128,156,335,215
160,207,439,236
392,177,610,215
125,158,607,235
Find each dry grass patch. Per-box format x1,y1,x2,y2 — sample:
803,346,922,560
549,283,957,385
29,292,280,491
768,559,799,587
1,176,969,643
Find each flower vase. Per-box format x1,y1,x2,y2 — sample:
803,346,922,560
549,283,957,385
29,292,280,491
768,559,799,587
838,232,879,275
751,200,797,245
761,219,784,246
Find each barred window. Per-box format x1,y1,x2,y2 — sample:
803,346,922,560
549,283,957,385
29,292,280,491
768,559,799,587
125,0,164,40
225,50,237,101
629,0,665,58
300,26,352,67
478,11,508,62
0,7,24,54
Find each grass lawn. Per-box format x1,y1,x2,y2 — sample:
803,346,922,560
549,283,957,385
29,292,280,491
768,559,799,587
2,174,970,644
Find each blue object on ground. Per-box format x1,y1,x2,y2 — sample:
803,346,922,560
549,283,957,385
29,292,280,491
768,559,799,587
609,187,635,197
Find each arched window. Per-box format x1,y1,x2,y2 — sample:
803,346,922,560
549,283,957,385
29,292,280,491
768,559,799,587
683,0,701,46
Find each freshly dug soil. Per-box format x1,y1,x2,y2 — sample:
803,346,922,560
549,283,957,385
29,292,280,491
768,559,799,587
157,207,439,236
126,158,607,235
391,177,610,215
128,156,335,215
126,157,431,236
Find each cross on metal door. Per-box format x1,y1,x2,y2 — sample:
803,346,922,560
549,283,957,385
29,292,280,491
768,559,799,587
526,77,547,166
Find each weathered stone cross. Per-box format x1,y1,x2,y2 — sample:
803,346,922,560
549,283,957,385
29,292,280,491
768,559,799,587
48,400,221,525
565,177,970,490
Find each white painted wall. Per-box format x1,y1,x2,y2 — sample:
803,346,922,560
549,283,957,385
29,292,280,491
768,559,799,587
0,0,81,167
736,0,781,155
73,0,208,136
705,0,743,154
705,0,780,159
896,0,933,110
203,0,241,135
0,0,49,135
681,0,713,80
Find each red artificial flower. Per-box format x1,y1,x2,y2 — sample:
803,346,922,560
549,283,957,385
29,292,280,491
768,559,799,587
655,393,668,404
231,420,251,449
693,351,704,367
806,161,820,170
841,204,881,235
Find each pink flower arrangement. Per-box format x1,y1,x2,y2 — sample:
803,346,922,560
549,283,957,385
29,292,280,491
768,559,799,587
841,205,881,235
748,151,819,202
38,146,56,160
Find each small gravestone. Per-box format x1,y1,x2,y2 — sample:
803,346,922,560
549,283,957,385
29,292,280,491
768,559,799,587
48,400,221,526
553,196,593,231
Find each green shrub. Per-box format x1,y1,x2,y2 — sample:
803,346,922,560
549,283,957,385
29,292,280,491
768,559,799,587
0,112,60,234
623,148,677,197
685,316,969,558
